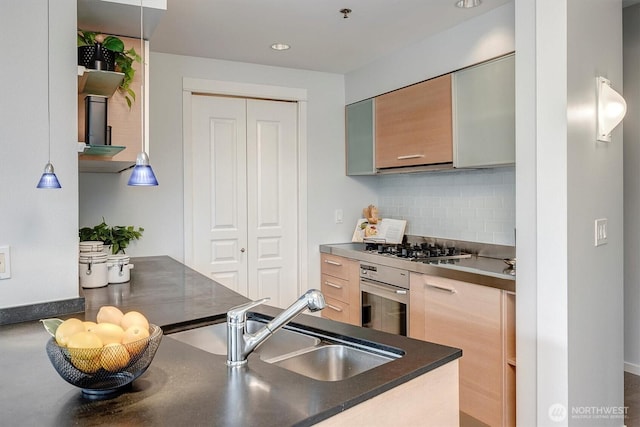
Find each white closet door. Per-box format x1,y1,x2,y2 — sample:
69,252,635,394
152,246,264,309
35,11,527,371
190,95,248,296
189,95,299,308
246,99,298,306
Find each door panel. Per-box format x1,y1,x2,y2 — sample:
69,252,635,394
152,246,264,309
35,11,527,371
191,95,248,295
247,99,298,306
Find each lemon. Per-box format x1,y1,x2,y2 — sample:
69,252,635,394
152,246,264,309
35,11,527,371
71,357,102,374
55,318,85,347
93,322,125,345
100,343,131,372
96,306,124,325
67,331,103,372
121,311,149,331
122,325,150,357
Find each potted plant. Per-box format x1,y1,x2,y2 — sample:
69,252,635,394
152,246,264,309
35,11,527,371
79,219,144,255
77,30,142,108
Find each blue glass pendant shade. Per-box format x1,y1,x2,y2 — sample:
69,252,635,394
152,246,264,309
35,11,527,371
127,152,158,186
37,162,62,189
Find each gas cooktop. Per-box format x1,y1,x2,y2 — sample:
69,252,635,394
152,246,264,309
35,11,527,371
363,242,472,263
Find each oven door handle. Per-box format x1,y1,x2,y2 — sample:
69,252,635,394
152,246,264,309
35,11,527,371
360,278,409,304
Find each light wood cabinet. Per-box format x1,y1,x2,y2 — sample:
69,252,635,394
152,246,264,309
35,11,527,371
452,54,515,168
320,254,360,326
375,74,453,169
410,272,515,427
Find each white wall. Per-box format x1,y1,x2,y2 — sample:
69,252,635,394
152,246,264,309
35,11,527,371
567,0,624,422
0,0,79,309
79,53,379,290
516,0,624,425
623,3,640,376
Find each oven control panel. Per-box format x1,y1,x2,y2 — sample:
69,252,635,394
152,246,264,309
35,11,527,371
360,263,409,289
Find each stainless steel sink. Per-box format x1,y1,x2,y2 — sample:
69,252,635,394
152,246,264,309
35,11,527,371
169,318,401,381
169,320,320,360
270,344,395,381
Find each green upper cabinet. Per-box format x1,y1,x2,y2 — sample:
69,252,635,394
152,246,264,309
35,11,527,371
452,53,515,168
345,98,376,175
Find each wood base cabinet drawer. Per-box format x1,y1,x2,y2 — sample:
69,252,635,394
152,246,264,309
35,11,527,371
321,274,350,301
322,297,350,323
321,254,350,280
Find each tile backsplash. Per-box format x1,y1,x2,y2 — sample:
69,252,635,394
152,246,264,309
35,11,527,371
377,167,515,245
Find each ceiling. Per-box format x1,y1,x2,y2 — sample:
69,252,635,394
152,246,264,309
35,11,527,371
148,0,513,74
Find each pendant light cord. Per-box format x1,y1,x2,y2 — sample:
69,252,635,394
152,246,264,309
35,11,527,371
47,0,51,162
140,0,144,154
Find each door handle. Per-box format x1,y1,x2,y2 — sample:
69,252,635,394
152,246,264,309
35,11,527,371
396,154,425,160
324,281,343,289
240,248,246,253
425,284,457,294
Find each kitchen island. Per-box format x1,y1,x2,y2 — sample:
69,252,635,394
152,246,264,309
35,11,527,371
0,256,461,426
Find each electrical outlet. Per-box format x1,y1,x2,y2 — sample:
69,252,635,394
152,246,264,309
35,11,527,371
335,209,343,224
0,246,10,279
595,219,608,247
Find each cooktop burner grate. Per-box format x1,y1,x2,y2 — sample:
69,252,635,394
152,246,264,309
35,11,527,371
363,242,472,262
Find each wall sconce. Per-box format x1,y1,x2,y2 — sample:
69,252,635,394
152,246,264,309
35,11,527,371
597,76,627,142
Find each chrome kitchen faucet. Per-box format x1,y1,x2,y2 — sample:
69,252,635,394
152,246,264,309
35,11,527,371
226,289,326,366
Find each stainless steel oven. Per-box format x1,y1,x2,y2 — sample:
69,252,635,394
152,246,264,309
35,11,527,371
360,262,409,336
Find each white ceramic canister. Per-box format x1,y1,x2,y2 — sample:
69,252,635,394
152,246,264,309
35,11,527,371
106,254,134,284
79,241,104,253
79,252,108,288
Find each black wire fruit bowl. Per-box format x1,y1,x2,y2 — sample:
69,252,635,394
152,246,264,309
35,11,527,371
45,324,163,400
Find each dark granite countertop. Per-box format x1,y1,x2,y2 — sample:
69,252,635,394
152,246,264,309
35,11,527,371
320,242,516,292
0,256,461,426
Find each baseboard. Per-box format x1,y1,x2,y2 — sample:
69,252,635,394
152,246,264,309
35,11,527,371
624,361,640,376
0,297,85,325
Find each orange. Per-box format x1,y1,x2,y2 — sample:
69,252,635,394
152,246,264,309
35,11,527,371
100,343,131,372
120,311,149,331
93,322,125,345
55,318,85,347
122,325,150,357
96,306,124,325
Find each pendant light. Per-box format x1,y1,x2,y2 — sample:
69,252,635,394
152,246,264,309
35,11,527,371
37,0,62,189
128,0,158,186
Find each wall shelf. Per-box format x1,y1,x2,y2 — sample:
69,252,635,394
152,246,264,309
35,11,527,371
78,142,126,156
78,66,124,97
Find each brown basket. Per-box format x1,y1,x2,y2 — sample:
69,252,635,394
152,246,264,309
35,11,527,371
46,324,163,399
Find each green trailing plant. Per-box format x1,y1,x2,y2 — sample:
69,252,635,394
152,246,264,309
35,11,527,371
77,30,142,108
79,219,144,255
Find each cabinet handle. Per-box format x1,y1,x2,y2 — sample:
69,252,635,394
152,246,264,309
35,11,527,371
425,284,457,294
396,154,425,160
324,281,343,289
326,304,343,312
324,260,342,266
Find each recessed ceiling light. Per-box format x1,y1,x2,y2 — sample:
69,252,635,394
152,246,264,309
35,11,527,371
271,43,291,51
455,0,482,8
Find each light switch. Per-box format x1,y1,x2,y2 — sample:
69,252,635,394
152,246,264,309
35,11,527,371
0,246,10,279
595,219,608,247
335,209,343,224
